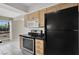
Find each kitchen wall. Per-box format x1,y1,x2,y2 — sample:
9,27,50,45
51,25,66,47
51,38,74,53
12,16,44,40
12,16,27,40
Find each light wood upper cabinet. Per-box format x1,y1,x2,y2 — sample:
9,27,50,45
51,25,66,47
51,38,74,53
24,3,78,27
24,11,40,27
39,9,46,27
46,3,77,14
24,10,46,27
46,5,58,13
29,11,40,21
57,3,77,11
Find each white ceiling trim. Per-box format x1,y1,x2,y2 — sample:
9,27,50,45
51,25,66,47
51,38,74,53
0,3,26,18
0,4,26,14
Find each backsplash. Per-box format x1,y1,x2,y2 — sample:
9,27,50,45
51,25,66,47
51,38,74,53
25,27,44,34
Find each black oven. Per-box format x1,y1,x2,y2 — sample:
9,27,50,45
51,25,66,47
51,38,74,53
23,37,34,54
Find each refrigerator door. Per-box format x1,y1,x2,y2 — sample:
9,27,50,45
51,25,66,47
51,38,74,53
46,31,78,55
45,6,78,55
57,6,78,30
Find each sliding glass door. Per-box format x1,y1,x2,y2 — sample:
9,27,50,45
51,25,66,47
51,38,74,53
0,20,10,41
0,20,9,33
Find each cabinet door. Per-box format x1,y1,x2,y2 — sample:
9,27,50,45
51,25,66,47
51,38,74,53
46,5,58,13
57,3,77,11
35,39,44,55
29,11,40,21
46,3,77,14
39,9,46,27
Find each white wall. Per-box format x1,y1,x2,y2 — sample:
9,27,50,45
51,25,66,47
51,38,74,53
12,17,27,40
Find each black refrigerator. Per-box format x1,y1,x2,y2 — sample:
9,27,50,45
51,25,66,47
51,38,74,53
45,6,78,55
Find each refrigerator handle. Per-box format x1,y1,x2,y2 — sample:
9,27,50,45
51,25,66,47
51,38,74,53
74,30,78,31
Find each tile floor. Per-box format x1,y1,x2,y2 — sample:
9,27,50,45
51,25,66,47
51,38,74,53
0,38,32,55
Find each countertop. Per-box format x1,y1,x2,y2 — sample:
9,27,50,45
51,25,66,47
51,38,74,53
20,34,45,40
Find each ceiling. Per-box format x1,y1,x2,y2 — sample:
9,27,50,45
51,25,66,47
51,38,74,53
0,3,58,18
5,3,57,12
0,3,26,18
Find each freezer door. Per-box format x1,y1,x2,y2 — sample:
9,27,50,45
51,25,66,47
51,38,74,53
46,6,78,31
57,6,78,30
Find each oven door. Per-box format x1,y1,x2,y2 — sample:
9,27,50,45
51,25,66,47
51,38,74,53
23,37,34,54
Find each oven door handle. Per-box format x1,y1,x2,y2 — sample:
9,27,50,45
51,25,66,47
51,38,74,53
23,37,34,40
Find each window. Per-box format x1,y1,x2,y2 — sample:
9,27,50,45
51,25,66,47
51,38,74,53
0,20,9,33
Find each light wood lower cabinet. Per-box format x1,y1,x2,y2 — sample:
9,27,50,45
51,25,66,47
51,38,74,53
35,39,44,55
